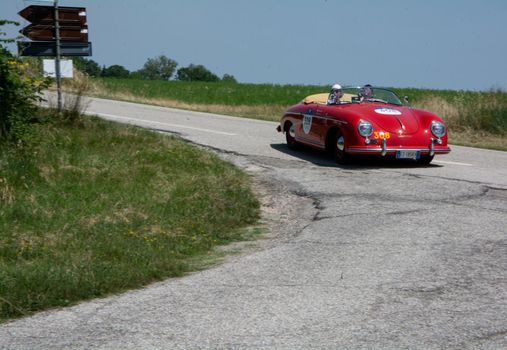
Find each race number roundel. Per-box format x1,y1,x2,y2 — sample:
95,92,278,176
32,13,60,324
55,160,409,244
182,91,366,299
375,108,402,115
303,109,313,134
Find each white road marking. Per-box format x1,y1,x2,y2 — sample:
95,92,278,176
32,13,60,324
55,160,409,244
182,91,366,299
92,112,238,136
433,160,474,166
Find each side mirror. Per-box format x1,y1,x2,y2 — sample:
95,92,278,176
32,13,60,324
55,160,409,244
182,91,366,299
404,96,410,106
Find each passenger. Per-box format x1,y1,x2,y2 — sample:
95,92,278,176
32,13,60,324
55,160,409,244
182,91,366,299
360,84,374,101
327,83,344,105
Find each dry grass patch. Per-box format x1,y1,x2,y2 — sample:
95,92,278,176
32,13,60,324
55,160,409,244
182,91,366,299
449,130,507,151
96,90,284,122
413,96,460,120
0,178,14,204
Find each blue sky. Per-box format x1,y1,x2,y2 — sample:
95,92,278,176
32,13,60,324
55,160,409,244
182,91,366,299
2,0,506,90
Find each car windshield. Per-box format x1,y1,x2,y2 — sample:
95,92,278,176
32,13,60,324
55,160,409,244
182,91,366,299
342,87,403,106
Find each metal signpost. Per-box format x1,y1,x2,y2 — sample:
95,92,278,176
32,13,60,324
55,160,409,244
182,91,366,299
18,1,91,113
55,0,62,112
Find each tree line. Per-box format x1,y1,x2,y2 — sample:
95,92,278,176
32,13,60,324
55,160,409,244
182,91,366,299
73,55,237,83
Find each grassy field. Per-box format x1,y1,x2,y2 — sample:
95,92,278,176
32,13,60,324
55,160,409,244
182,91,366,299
0,115,259,321
81,78,507,151
94,78,325,106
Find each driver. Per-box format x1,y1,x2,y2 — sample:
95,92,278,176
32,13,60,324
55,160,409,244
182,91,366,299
327,83,344,105
360,84,374,101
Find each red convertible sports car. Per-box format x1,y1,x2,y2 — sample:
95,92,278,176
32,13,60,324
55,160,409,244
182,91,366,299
276,86,451,165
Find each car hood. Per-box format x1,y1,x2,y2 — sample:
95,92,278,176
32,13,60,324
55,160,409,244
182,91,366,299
352,104,420,134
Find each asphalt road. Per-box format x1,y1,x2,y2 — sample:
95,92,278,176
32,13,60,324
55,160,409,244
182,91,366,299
1,97,506,349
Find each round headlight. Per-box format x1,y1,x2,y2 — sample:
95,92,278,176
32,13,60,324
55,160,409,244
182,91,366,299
358,121,373,137
431,121,446,138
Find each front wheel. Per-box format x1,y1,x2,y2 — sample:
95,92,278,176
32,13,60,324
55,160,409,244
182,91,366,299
327,129,350,165
417,154,434,165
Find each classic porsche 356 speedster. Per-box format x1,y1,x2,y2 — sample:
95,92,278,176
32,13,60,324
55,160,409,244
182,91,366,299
276,86,451,164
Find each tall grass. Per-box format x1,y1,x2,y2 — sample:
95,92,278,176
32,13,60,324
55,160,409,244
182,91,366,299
407,90,507,136
0,116,259,321
93,78,326,106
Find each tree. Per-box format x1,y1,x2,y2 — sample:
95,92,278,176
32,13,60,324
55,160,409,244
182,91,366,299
73,57,101,77
139,55,177,80
176,64,219,82
222,74,237,83
129,70,144,80
101,64,130,78
0,19,18,45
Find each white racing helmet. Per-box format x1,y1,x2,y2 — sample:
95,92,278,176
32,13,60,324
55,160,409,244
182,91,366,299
327,83,344,105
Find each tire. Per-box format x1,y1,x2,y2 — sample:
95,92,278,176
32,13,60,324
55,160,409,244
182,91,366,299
417,154,434,165
285,122,299,150
328,128,350,165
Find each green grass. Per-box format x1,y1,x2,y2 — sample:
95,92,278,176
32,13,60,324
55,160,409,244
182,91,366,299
0,116,260,321
93,78,326,106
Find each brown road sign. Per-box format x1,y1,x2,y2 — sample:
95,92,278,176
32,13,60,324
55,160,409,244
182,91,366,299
18,5,87,26
20,24,89,42
18,5,91,56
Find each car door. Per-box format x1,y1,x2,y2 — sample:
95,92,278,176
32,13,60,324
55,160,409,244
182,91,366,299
310,105,329,148
294,104,324,148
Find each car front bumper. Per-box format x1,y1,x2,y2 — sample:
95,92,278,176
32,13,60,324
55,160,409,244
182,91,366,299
347,138,451,156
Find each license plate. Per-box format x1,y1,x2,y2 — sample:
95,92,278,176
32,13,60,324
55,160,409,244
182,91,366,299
396,150,420,159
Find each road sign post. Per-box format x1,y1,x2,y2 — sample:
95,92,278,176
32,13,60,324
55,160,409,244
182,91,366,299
18,2,91,113
55,0,62,112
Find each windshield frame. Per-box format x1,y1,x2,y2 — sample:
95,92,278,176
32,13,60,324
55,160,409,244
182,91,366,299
342,86,403,106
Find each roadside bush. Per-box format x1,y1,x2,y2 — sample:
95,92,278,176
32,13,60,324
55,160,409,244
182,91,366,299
56,69,91,125
0,22,49,143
